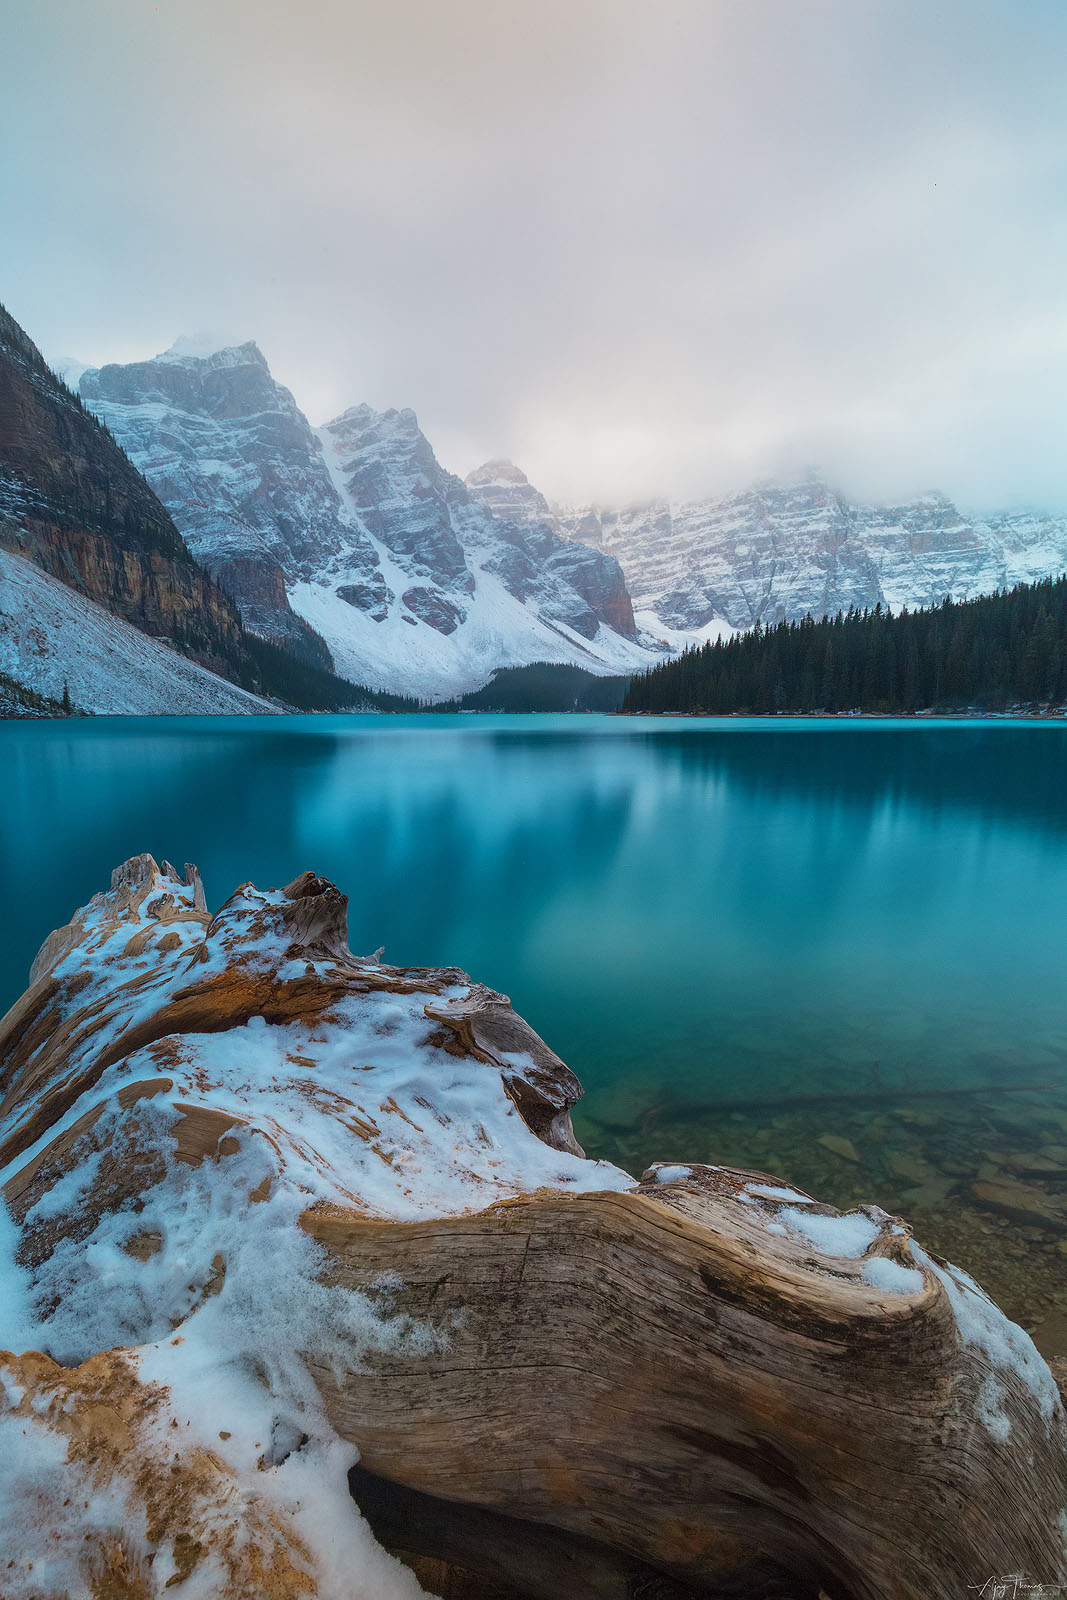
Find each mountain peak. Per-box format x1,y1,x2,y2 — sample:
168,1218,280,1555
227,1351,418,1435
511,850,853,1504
465,458,530,489
465,459,553,526
157,336,267,369
325,402,421,436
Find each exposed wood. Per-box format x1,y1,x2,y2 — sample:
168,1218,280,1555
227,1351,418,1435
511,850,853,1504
304,1169,1067,1600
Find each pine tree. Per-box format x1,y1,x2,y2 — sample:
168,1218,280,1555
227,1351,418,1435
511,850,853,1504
621,572,1067,716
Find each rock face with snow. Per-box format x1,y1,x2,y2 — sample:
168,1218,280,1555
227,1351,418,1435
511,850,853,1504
79,349,652,698
550,474,1067,636
464,458,555,525
0,304,252,682
0,549,273,714
307,405,644,695
1,854,1065,1598
79,342,357,671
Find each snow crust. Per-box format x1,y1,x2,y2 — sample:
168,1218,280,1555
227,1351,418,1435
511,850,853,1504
910,1242,1064,1443
778,1206,882,1258
0,1415,149,1597
745,1182,813,1203
0,550,273,715
860,1256,925,1295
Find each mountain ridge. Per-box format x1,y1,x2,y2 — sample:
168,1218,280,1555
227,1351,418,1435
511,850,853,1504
77,344,658,699
465,461,1067,638
79,340,343,671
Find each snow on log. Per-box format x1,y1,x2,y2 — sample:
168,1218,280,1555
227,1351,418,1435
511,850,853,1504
0,856,1063,1599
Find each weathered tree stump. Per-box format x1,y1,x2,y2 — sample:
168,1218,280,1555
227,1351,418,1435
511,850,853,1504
0,856,1063,1599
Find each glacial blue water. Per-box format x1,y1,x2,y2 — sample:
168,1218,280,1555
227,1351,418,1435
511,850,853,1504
3,715,1067,1128
7,715,1067,1342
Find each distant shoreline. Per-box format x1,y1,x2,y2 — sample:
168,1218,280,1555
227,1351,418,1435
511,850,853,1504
617,707,1067,720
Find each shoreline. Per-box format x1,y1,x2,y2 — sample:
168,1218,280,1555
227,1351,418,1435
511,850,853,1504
617,706,1067,720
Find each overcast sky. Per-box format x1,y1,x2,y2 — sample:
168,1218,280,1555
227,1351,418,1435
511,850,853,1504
3,0,1067,507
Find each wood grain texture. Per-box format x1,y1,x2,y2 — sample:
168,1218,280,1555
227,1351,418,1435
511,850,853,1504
305,1171,1067,1600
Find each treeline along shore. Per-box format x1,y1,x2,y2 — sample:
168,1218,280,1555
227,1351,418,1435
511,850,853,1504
623,573,1067,716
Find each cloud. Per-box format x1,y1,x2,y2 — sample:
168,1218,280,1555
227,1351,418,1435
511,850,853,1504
2,0,1065,509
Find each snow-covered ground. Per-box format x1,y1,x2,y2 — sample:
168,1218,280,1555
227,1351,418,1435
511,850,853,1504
0,550,274,715
291,572,653,701
632,609,738,651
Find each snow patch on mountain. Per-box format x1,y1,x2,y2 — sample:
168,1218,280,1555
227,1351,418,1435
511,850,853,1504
0,550,274,715
634,610,739,649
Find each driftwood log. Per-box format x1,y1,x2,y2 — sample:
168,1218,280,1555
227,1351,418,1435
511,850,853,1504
0,855,1064,1600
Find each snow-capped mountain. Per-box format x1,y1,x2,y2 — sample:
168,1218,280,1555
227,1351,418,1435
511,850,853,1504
79,343,361,671
78,346,655,699
469,466,1067,637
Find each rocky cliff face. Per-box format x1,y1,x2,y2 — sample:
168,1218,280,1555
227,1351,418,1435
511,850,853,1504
78,349,651,698
79,342,362,670
551,474,1067,635
312,406,642,651
464,458,555,525
0,305,249,678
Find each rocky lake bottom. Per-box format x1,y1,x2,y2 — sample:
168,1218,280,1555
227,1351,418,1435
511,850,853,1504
579,1083,1067,1362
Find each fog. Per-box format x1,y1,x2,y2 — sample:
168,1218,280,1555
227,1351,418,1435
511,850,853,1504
3,0,1066,509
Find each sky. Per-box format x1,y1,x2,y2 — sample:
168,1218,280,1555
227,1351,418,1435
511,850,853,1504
3,0,1067,509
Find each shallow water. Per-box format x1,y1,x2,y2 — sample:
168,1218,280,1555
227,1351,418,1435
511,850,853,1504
3,715,1067,1350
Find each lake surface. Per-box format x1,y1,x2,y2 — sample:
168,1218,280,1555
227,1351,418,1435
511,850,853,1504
3,715,1067,1349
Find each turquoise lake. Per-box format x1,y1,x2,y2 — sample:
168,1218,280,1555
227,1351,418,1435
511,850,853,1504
3,715,1067,1346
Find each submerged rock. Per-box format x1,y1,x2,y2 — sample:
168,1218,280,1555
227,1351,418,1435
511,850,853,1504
885,1150,938,1183
972,1176,1067,1233
0,857,1065,1598
818,1131,861,1162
